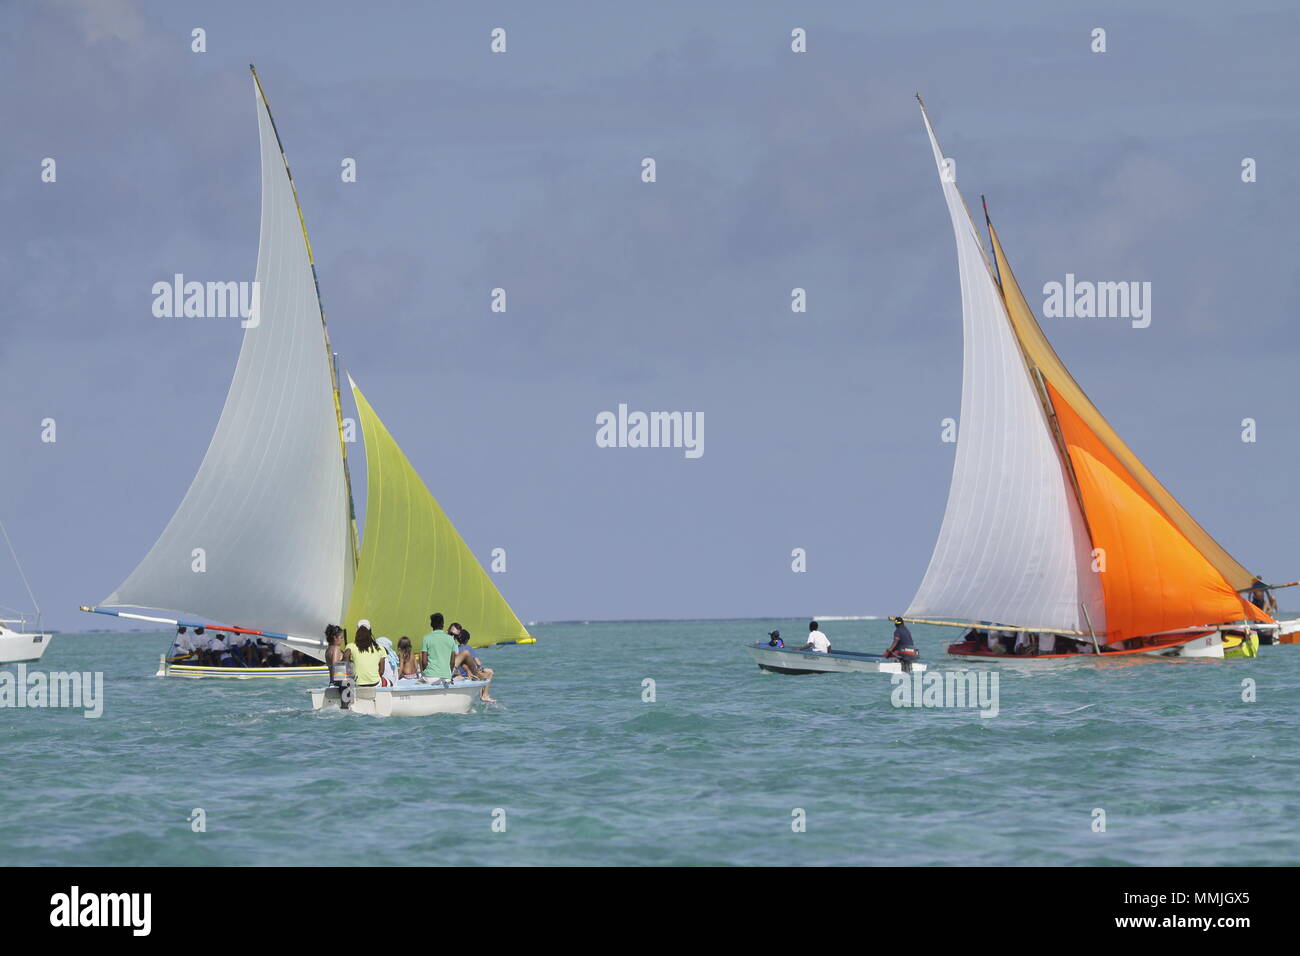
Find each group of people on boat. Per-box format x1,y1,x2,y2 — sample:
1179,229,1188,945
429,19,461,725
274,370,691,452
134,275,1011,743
326,612,495,702
168,626,311,668
956,628,1099,656
762,617,920,663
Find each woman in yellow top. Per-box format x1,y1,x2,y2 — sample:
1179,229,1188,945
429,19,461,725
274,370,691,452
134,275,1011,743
344,624,386,687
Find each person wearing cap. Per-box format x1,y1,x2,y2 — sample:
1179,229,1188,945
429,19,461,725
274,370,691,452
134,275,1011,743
795,620,831,653
764,630,784,648
884,617,919,669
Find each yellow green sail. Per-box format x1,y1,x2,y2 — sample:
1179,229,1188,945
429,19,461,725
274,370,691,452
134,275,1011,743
341,377,531,651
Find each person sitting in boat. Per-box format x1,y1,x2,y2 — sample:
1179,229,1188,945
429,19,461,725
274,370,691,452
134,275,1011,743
884,617,919,668
345,624,386,688
324,624,344,670
202,632,228,665
396,636,421,680
169,626,200,663
420,612,457,680
276,639,297,667
376,636,399,687
194,628,220,665
451,626,496,703
765,630,784,648
218,636,246,668
795,620,831,653
1014,632,1039,655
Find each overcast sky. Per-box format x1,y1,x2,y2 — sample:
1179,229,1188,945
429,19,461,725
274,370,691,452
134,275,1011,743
3,1,1299,631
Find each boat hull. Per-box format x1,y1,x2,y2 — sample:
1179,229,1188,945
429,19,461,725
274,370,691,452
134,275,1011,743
746,643,926,675
1276,619,1300,644
948,630,1226,661
156,655,328,679
310,678,486,717
0,631,51,664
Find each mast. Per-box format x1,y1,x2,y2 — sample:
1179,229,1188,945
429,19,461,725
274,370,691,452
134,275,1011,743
0,517,40,630
249,64,361,572
981,195,1002,290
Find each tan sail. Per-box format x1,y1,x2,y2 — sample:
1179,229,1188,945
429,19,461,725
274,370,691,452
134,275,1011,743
987,220,1258,592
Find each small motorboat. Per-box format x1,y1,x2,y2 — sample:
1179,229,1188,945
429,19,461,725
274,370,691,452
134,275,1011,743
746,642,926,675
310,676,488,716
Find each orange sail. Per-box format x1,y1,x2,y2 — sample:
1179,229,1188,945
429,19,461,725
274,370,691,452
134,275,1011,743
988,221,1258,593
1046,381,1267,643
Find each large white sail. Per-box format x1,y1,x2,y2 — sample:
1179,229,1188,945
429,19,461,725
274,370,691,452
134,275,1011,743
104,75,354,637
905,105,1104,634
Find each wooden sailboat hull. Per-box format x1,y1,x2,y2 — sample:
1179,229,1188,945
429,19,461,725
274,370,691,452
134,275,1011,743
746,643,926,674
947,630,1226,661
156,655,327,679
309,678,486,717
0,631,51,664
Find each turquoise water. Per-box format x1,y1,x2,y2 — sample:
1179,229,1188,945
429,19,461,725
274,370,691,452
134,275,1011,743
2,620,1297,866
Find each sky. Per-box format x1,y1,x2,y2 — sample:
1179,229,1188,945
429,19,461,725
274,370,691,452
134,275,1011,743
2,0,1299,632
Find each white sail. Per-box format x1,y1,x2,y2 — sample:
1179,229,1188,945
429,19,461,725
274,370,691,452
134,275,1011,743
905,105,1104,634
104,75,354,637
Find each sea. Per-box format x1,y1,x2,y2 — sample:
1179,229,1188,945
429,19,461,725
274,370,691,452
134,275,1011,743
2,619,1297,866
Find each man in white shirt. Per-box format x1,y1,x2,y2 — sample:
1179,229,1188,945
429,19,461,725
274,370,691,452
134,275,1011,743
796,620,832,653
205,632,229,665
170,627,198,661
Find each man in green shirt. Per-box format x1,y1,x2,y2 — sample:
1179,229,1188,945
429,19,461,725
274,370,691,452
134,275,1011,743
420,612,457,680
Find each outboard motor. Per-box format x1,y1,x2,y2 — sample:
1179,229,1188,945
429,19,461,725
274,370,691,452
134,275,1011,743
330,659,356,710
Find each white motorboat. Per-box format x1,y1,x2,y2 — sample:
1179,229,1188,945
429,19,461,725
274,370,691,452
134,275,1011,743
310,677,487,717
746,642,926,675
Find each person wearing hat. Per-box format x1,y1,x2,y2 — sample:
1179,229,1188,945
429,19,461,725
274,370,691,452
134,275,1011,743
884,616,918,670
795,620,831,653
764,630,784,648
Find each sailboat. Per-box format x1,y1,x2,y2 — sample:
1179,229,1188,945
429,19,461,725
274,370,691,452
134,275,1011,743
82,67,531,712
0,517,51,664
903,98,1276,661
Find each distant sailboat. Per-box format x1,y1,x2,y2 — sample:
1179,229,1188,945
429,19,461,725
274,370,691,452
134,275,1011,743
0,516,50,664
905,98,1275,661
82,67,530,710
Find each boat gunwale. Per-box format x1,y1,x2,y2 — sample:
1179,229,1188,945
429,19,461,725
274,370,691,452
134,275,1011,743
946,630,1218,660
